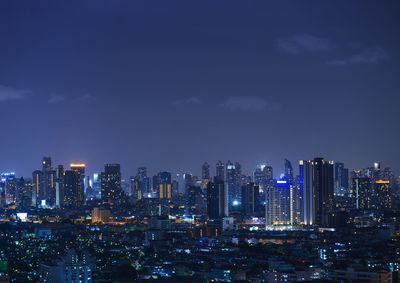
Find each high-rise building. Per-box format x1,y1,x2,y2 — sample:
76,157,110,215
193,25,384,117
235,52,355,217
241,182,260,217
334,162,349,196
207,177,228,219
70,164,86,203
55,165,64,208
1,172,16,205
42,157,52,206
216,160,225,180
284,159,293,185
63,170,83,208
266,180,291,225
374,180,392,210
299,158,334,226
352,177,372,209
202,162,210,181
137,167,147,178
226,161,241,204
32,170,43,207
101,164,123,204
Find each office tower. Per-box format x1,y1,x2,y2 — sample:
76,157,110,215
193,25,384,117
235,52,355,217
334,162,349,196
187,185,203,216
299,158,334,226
101,164,123,204
42,157,52,205
1,172,16,205
374,180,392,210
226,161,241,204
55,165,64,208
241,182,260,217
299,160,312,225
290,181,303,224
216,160,225,180
266,180,291,225
284,159,293,185
70,163,86,202
313,157,334,226
158,182,172,199
207,177,228,219
32,170,43,207
381,167,394,183
17,178,34,209
202,162,210,181
352,177,372,209
63,170,83,208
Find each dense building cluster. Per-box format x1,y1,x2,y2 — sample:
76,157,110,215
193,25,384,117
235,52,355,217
0,157,399,282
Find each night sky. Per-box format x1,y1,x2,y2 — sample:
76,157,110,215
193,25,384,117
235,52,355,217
1,1,399,178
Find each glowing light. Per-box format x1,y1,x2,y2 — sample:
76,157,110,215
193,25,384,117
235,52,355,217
70,163,86,167
277,180,287,184
375,179,389,184
232,200,239,206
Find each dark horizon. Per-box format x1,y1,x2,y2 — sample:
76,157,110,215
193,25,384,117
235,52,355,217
1,1,399,178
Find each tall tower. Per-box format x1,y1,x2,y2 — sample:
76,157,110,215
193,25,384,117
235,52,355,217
207,177,228,219
216,160,225,180
42,157,51,206
101,164,123,205
241,182,260,217
202,162,210,181
299,160,313,225
284,159,293,185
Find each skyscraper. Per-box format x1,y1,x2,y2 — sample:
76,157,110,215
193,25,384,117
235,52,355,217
207,177,228,219
32,170,43,207
284,159,293,185
352,177,372,209
266,180,291,225
63,170,83,208
101,164,123,204
334,162,349,196
241,182,260,217
202,162,210,181
299,158,334,226
216,160,225,180
374,180,392,210
313,157,334,227
55,165,64,208
42,157,52,206
226,161,241,204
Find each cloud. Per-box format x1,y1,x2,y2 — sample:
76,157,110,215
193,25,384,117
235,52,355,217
171,97,202,106
328,47,390,66
0,85,31,102
48,94,65,104
221,96,280,112
276,34,333,54
74,93,94,102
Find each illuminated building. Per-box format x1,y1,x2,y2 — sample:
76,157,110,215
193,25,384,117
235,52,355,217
241,182,260,217
352,177,372,209
226,161,241,204
1,172,16,205
299,160,313,225
266,180,291,225
63,170,83,208
158,182,172,199
42,157,52,206
55,165,64,208
374,180,392,210
32,170,43,207
91,207,111,223
100,164,123,204
207,177,228,219
299,158,334,226
70,163,87,203
334,162,349,196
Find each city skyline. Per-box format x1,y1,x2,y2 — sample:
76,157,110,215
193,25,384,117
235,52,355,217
1,1,400,178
